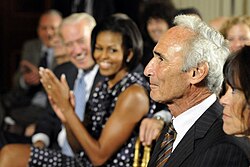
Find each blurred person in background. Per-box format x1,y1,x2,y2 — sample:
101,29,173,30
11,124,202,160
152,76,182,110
0,9,62,146
220,15,250,53
50,31,69,66
209,16,229,31
140,0,176,68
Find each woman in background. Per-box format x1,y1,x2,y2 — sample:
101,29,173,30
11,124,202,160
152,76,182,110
140,0,176,68
220,15,250,53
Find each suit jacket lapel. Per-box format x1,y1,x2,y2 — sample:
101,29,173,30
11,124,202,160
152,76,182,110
67,64,78,90
148,100,222,167
164,100,222,167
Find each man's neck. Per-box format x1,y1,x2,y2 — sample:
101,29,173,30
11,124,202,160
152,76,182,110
168,87,212,117
80,64,96,73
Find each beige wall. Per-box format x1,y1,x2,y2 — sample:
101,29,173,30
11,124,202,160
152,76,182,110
173,0,250,22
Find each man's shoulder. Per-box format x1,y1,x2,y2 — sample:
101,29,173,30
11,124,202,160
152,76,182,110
190,100,233,148
53,62,77,79
185,120,249,166
194,113,248,159
23,38,42,48
54,62,76,72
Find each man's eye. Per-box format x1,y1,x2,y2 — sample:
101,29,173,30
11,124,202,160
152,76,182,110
65,42,73,48
158,56,164,61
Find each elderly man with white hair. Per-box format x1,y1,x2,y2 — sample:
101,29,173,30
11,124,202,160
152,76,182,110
142,15,249,167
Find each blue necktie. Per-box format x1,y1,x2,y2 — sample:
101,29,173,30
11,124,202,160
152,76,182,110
74,71,86,121
61,71,86,156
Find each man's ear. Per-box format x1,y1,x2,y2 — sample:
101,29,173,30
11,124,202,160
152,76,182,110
188,62,209,84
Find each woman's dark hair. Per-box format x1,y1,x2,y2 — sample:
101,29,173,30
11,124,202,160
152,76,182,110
224,45,250,103
142,1,176,28
140,0,176,46
91,13,143,72
175,7,202,19
223,45,250,132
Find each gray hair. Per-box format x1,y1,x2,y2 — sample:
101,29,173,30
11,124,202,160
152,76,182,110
174,15,230,95
60,12,96,33
43,9,62,17
39,9,62,26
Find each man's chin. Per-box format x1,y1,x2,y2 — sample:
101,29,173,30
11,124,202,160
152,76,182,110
75,63,89,70
150,93,161,103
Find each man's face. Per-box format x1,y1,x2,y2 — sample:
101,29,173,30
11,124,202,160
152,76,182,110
37,14,62,47
144,26,192,105
61,21,95,69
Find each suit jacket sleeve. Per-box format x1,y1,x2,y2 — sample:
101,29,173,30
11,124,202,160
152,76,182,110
33,62,78,148
189,141,249,167
13,39,42,88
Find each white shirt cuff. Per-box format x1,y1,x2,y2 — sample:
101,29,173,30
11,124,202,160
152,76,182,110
19,76,28,89
153,110,172,123
32,133,50,147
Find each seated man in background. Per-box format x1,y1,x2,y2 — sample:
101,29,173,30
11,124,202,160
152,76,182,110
31,12,104,157
0,9,62,146
50,30,69,66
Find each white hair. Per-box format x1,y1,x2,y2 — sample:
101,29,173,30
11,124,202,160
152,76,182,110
60,12,96,33
174,15,230,95
43,9,62,18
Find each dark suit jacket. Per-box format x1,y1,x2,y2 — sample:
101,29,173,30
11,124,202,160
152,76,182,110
148,100,249,167
34,63,104,149
22,39,42,66
1,39,55,128
12,39,42,87
15,39,56,84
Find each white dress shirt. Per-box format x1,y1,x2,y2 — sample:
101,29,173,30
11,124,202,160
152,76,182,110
172,94,216,151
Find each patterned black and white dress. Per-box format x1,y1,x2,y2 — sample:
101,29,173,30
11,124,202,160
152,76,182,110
29,72,156,167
